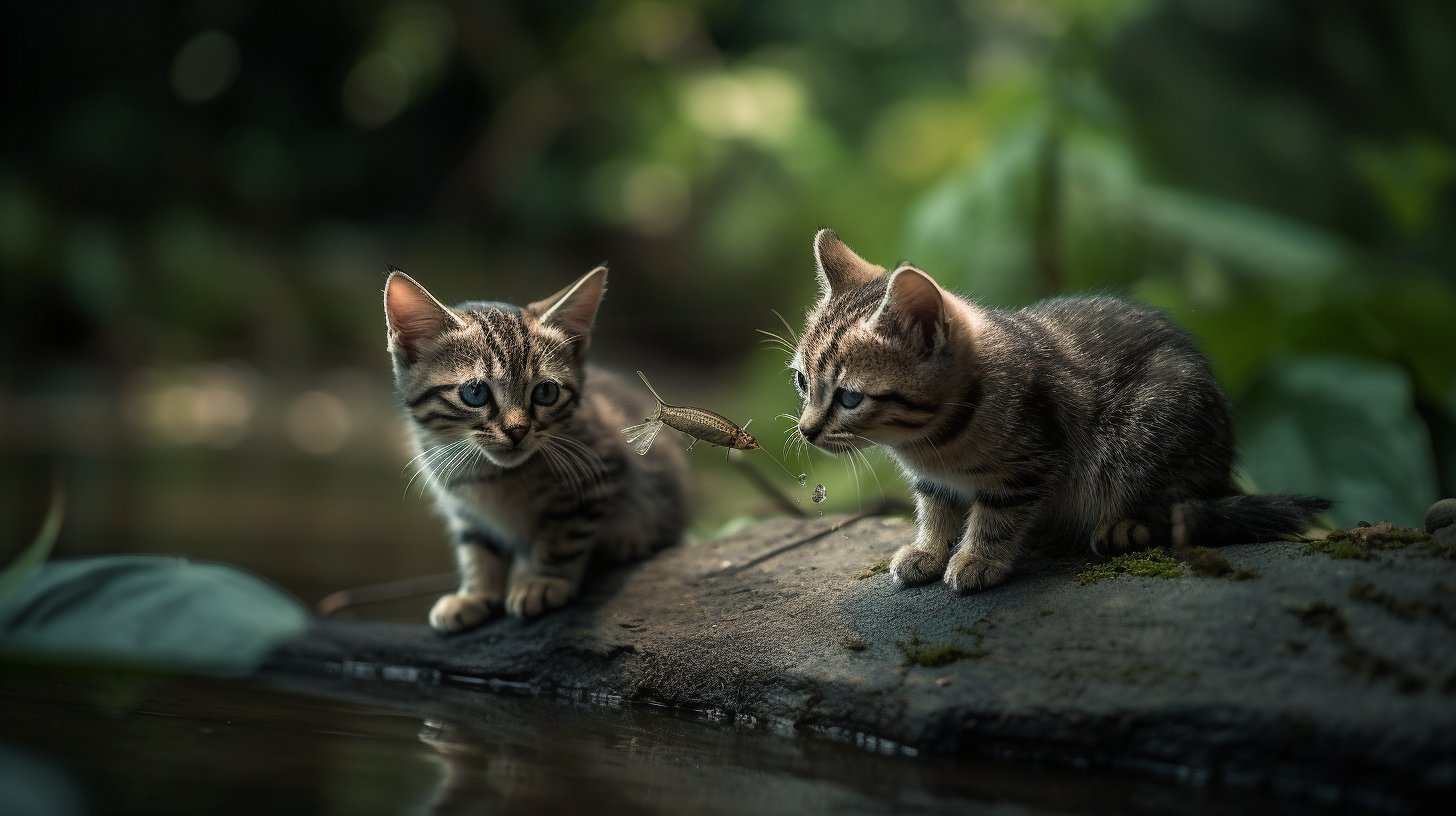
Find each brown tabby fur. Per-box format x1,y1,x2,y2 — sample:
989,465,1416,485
790,230,1331,593
384,266,689,632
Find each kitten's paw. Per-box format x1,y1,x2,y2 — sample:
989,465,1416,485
1091,520,1154,555
428,593,499,634
890,544,948,586
505,576,573,618
944,551,1012,594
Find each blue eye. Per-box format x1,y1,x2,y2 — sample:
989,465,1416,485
459,380,490,407
836,389,864,409
532,381,560,406
794,371,808,395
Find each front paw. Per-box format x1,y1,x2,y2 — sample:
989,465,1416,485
505,576,573,618
890,544,948,586
429,593,499,634
944,550,1012,594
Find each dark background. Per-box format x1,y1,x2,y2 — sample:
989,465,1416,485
2,0,1453,608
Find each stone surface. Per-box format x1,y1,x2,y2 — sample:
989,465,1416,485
267,515,1456,803
1426,498,1456,535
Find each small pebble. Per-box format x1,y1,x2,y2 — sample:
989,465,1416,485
1426,498,1456,535
811,483,827,503
936,675,954,687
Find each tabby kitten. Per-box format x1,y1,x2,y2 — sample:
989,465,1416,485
790,230,1330,593
384,265,689,633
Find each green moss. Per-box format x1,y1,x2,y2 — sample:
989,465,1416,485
1183,547,1257,580
1036,609,1055,617
953,625,987,646
1304,522,1431,560
1075,547,1182,585
853,558,891,580
841,638,870,652
894,629,987,668
571,630,591,641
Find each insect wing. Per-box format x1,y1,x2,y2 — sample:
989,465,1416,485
622,420,664,455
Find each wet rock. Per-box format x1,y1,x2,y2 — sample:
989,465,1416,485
1427,498,1456,540
268,515,1456,801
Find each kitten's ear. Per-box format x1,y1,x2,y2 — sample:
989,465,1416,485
814,228,883,299
872,266,945,356
527,266,607,353
384,267,465,364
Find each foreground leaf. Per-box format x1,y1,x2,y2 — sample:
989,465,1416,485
0,481,64,600
0,557,309,676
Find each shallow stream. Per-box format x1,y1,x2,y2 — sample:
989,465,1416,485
0,667,1341,815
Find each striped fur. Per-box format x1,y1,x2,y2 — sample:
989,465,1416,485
791,230,1332,594
384,266,689,632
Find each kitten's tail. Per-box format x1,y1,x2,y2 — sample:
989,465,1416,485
1173,493,1334,547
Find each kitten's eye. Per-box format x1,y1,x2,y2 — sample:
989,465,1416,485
532,380,560,406
459,380,491,407
794,371,808,395
836,389,864,409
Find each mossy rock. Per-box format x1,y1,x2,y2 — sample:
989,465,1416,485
1304,521,1431,560
1075,547,1182,585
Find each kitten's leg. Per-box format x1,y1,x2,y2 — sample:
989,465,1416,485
504,498,608,618
429,534,508,634
890,481,971,585
945,496,1045,593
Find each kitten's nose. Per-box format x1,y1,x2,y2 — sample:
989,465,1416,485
798,423,819,443
501,408,530,445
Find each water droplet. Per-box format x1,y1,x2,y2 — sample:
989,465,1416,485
797,473,807,486
811,484,827,503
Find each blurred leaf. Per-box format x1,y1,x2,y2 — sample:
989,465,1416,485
902,118,1049,306
1237,355,1439,528
0,483,63,600
0,557,309,676
0,741,88,816
1136,189,1347,284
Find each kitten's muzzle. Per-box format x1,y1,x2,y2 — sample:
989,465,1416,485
504,424,529,445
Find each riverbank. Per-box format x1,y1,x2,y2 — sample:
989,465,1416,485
266,515,1456,810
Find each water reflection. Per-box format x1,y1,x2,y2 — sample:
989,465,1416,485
0,668,1350,816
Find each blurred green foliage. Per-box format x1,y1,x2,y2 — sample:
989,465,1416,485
1,0,1454,532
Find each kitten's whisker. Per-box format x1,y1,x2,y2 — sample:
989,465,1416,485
848,439,887,504
432,441,476,491
769,308,800,344
402,438,470,498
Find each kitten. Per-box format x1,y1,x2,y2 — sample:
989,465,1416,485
790,230,1331,593
383,265,689,632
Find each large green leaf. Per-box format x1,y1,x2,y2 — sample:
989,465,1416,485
0,482,63,600
0,557,309,677
1237,355,1439,528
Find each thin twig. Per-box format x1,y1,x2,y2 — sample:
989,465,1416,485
732,457,808,518
316,572,458,616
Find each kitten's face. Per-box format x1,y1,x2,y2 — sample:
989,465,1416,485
408,309,581,468
792,284,945,455
385,267,605,470
791,230,950,456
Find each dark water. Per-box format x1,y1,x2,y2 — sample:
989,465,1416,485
0,668,1347,816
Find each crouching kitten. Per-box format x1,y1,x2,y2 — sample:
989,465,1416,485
383,266,689,633
790,230,1330,593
